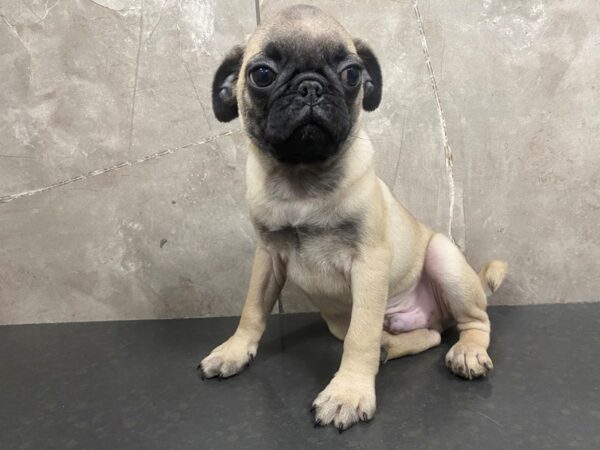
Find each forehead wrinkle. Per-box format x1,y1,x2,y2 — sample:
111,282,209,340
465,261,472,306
243,6,356,66
247,34,354,70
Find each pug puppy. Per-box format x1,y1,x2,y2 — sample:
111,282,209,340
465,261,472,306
199,4,507,431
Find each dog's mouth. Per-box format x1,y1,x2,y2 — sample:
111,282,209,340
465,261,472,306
271,122,337,165
290,123,331,148
260,99,351,165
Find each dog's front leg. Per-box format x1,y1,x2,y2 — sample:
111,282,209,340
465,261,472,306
312,247,390,431
199,246,285,379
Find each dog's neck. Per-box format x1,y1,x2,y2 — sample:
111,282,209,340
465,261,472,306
246,128,375,201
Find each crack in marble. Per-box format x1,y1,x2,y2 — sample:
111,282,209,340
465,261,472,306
36,0,60,23
390,113,408,193
17,0,60,23
0,130,240,205
413,0,459,244
0,154,35,159
0,14,29,51
127,7,144,155
145,0,169,43
175,22,212,129
19,0,43,21
173,19,228,167
87,0,139,17
180,57,221,159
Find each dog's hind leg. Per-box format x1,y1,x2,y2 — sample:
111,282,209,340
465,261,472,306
424,234,498,379
380,329,441,363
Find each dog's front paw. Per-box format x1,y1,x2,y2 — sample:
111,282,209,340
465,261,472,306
198,335,257,380
312,372,376,432
445,342,493,379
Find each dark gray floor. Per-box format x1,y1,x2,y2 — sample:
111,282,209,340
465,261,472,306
1,305,599,449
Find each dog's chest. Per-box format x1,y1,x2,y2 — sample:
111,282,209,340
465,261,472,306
259,220,358,252
257,213,359,298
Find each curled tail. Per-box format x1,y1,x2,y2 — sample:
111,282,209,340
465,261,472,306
479,260,508,296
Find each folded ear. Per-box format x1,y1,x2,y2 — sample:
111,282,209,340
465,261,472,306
212,45,245,122
354,39,382,111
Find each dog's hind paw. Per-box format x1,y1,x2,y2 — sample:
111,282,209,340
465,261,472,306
445,342,493,380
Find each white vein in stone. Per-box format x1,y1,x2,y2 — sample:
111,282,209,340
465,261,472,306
0,130,240,204
128,9,144,155
413,0,456,242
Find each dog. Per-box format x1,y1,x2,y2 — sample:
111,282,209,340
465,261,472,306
199,4,507,431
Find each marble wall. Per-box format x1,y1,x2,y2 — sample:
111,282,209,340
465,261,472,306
1,0,598,324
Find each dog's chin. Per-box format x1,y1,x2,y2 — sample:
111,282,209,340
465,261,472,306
269,124,341,165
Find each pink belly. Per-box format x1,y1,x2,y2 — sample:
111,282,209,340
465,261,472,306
384,272,449,334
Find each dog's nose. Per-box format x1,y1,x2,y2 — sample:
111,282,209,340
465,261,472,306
298,79,323,105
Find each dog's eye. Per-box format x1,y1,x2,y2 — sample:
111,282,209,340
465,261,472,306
249,66,276,87
341,67,361,87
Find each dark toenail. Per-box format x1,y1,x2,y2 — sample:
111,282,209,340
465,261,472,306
314,420,321,428
338,425,344,433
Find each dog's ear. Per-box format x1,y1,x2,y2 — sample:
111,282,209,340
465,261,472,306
212,45,245,122
354,39,382,111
